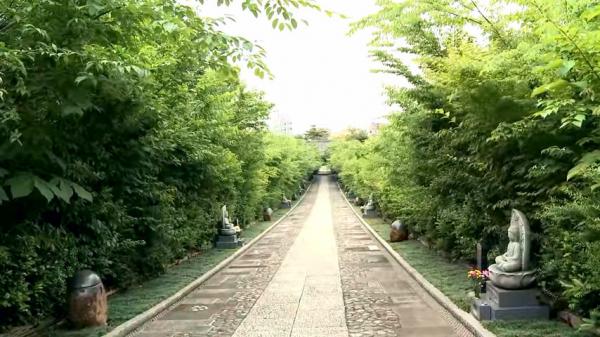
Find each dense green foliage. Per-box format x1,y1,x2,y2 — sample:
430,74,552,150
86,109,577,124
331,0,600,322
0,0,319,329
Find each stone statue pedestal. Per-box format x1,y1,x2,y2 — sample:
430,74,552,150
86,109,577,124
362,209,377,218
488,264,536,289
472,281,549,321
216,233,244,249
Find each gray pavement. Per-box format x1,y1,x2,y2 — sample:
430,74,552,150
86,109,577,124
129,176,472,337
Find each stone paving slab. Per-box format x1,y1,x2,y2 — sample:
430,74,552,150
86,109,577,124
232,181,349,337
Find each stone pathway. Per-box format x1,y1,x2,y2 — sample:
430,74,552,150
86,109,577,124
129,176,473,337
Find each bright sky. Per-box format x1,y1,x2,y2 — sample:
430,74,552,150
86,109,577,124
184,0,405,134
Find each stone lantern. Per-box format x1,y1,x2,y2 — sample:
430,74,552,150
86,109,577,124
68,270,107,328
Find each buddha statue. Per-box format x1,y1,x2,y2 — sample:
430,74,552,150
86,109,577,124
361,194,377,217
362,194,375,211
488,209,536,289
281,194,292,208
220,205,237,236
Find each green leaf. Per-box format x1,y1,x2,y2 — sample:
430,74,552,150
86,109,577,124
531,79,569,97
0,187,8,204
6,173,34,199
49,178,73,203
61,104,84,116
33,177,54,202
567,150,600,180
558,60,575,77
581,5,600,21
72,183,93,202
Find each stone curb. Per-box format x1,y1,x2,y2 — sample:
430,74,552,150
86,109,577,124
104,184,314,337
338,185,496,337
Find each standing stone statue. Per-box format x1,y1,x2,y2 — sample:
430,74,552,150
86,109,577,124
216,205,244,249
471,209,548,321
390,219,408,242
361,194,377,218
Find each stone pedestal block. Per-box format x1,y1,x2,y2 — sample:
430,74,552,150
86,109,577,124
471,298,492,321
472,282,549,321
216,234,244,249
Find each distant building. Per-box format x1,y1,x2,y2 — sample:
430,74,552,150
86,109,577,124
268,111,293,135
368,116,389,136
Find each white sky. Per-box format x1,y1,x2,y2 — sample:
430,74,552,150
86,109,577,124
184,0,405,134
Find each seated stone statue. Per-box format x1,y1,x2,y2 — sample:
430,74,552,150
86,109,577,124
281,194,292,208
361,194,375,211
361,194,377,217
494,223,522,272
220,205,237,236
488,209,536,289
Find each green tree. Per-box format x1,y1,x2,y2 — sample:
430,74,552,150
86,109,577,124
304,125,331,141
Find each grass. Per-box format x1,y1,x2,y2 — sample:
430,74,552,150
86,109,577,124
352,204,591,337
49,204,296,337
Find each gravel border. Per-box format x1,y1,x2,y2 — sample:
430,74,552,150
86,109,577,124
337,185,496,337
103,183,314,337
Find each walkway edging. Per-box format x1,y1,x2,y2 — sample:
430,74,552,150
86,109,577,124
337,185,496,337
104,183,313,337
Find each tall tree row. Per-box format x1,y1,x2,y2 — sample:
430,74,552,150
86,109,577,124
0,0,320,329
331,0,600,321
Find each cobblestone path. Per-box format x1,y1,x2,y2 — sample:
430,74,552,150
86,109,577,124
328,182,474,337
129,176,473,337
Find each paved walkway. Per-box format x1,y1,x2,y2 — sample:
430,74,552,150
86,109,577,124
130,176,472,337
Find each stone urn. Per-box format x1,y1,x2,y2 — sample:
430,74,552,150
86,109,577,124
263,207,273,221
68,270,107,328
390,220,408,242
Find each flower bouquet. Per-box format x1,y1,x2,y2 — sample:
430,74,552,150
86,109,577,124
467,268,489,298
